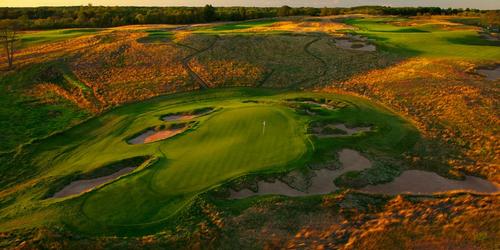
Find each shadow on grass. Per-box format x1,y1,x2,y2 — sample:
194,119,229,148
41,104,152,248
446,35,500,46
371,28,430,33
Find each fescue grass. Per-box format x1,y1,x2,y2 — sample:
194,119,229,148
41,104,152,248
195,19,278,33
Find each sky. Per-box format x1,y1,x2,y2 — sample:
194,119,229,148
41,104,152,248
1,0,499,9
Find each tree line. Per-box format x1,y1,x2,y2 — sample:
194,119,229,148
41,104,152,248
0,5,498,70
0,5,495,30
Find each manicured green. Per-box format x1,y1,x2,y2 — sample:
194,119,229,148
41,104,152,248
344,17,500,60
0,88,418,236
19,28,102,48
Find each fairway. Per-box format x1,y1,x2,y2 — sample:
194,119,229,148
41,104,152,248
345,17,500,60
19,28,102,48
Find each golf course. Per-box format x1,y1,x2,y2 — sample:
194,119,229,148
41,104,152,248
0,4,499,249
1,88,423,235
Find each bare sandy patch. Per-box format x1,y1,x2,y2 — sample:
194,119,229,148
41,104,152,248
52,167,135,198
334,39,376,52
480,32,499,41
129,127,186,144
302,101,338,110
361,170,500,195
230,149,372,199
477,66,500,81
143,128,185,143
161,107,214,121
162,114,195,122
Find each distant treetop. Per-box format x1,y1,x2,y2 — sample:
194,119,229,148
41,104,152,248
0,5,491,30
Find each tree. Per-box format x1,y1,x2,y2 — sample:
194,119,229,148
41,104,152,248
277,5,292,17
135,13,145,24
0,20,19,69
203,4,216,22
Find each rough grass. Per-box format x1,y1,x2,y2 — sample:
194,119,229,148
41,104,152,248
324,57,500,181
196,19,279,32
190,33,397,89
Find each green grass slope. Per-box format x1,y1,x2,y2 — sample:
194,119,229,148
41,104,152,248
18,28,102,48
0,88,418,236
345,17,500,60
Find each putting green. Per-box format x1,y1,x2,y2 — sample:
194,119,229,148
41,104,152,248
0,88,419,235
81,105,307,225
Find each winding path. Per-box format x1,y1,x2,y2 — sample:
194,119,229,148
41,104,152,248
289,36,328,89
176,35,218,89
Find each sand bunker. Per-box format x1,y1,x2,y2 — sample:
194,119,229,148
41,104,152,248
162,114,195,121
314,124,371,138
52,167,136,198
128,127,186,144
230,149,372,199
477,66,500,81
480,32,499,42
334,39,376,52
161,107,214,122
361,170,500,195
303,101,337,110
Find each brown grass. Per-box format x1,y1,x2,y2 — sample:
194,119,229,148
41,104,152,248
323,58,500,182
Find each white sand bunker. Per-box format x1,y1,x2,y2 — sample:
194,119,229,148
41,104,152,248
128,126,187,144
477,66,500,81
361,170,500,195
52,167,136,198
314,124,371,138
334,39,376,52
230,149,372,199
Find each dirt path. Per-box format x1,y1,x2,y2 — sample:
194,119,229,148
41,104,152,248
256,69,275,87
52,167,136,198
290,36,328,89
361,170,500,195
177,36,218,89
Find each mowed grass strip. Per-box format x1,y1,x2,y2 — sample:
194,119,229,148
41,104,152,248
345,17,500,60
19,28,102,48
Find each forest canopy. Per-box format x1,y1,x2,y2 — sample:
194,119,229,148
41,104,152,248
0,5,496,29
